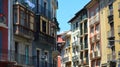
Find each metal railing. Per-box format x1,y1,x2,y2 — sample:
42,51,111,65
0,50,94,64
39,31,55,45
13,24,34,39
0,49,33,66
72,41,79,46
89,14,99,26
107,52,116,62
108,9,113,16
62,57,70,63
72,55,79,61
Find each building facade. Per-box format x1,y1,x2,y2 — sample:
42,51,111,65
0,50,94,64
78,8,89,67
0,0,9,66
12,0,35,67
86,0,101,67
61,31,72,67
32,0,59,67
69,12,81,67
0,0,59,67
69,8,89,67
99,0,120,67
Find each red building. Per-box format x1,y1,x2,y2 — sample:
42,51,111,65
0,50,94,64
57,33,66,67
0,0,21,67
0,0,8,60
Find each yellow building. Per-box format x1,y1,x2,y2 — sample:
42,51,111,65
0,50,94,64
100,0,120,67
62,31,72,67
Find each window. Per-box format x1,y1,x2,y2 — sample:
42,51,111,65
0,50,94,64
76,22,78,28
97,60,100,67
37,50,40,67
30,16,34,30
90,12,94,18
96,24,99,33
109,3,113,10
42,20,47,33
66,39,70,46
90,27,94,36
25,45,29,64
80,23,83,35
44,52,48,67
20,11,25,26
0,0,3,13
51,27,55,36
92,45,94,52
84,22,87,33
96,42,100,51
73,48,75,54
13,9,17,24
72,23,75,31
44,1,47,15
15,42,18,61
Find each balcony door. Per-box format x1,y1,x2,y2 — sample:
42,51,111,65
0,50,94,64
25,45,29,64
37,50,41,67
15,42,18,62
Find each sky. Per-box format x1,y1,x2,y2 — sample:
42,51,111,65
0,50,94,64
57,0,90,34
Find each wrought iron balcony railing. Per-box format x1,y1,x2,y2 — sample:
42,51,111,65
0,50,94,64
39,32,55,45
89,13,99,26
72,55,79,61
0,49,33,66
62,57,70,63
13,24,34,39
108,9,114,23
72,41,79,47
107,52,116,62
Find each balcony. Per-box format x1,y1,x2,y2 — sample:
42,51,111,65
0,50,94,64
62,57,70,63
10,53,33,66
107,31,115,39
13,4,35,40
72,55,79,61
94,51,101,58
89,14,99,26
72,41,79,47
0,49,33,66
96,34,100,41
91,37,95,43
108,9,114,23
107,52,116,62
39,32,55,45
90,52,95,60
13,24,34,39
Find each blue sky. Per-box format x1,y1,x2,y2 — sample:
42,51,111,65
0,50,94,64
57,0,90,33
